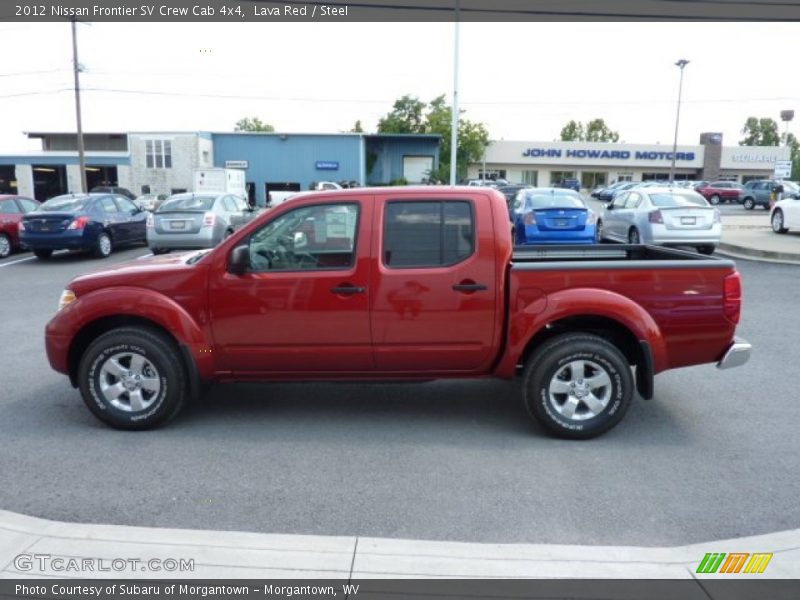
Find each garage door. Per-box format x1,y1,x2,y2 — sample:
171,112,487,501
403,156,434,183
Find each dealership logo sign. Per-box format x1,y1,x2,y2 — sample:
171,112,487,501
521,148,695,161
696,552,773,574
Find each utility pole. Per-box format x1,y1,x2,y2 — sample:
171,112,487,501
669,59,689,183
71,18,87,194
449,0,460,186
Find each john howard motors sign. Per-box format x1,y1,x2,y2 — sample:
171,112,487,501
522,148,696,161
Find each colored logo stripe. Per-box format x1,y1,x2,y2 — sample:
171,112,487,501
744,553,773,574
719,553,749,573
696,552,773,574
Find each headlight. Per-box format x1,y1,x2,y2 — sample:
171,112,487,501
57,289,77,312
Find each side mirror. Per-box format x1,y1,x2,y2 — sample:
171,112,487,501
605,203,614,210
228,244,250,275
293,231,308,248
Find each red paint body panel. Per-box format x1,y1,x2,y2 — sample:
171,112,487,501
44,186,742,388
0,195,39,249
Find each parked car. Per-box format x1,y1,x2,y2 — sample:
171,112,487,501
45,186,749,438
770,193,800,234
494,184,531,208
597,187,720,255
147,192,257,254
596,181,637,202
89,186,137,201
0,195,40,258
558,178,581,192
19,193,147,259
512,188,596,245
695,181,744,205
741,180,778,210
134,193,168,212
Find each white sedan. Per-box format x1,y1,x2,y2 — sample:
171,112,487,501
770,193,800,234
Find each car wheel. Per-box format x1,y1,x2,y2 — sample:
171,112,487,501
151,248,170,255
709,194,720,205
697,245,715,255
0,233,11,258
34,249,53,259
93,232,112,258
595,220,603,243
771,209,788,234
522,333,633,439
78,327,188,430
743,198,755,210
628,228,641,244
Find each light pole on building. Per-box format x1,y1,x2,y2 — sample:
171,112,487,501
449,0,460,186
71,19,88,194
669,59,689,183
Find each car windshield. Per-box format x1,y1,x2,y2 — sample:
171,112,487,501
39,196,89,212
649,193,708,207
517,193,585,210
158,195,216,211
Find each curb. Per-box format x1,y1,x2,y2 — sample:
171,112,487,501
0,510,798,579
716,242,800,265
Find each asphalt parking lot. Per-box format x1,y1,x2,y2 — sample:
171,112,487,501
0,243,798,547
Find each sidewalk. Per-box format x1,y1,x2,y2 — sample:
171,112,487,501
719,214,800,264
1,509,798,579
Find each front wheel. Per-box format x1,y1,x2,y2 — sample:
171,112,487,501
709,194,720,205
151,248,170,255
523,334,634,439
772,209,788,234
78,327,188,430
743,198,755,210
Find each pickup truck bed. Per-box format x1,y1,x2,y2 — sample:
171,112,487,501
44,187,750,438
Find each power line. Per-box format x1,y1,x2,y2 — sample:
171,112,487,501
0,68,67,78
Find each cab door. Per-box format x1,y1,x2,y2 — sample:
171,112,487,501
369,195,497,372
209,198,373,373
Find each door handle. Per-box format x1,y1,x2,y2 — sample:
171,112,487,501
330,285,365,295
452,282,488,292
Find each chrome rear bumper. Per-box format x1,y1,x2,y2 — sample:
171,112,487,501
716,338,752,370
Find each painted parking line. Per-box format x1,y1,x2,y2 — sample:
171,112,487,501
0,250,69,268
137,253,153,260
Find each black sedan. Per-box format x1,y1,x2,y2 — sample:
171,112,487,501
20,193,148,259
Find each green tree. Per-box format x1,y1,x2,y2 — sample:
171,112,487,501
377,94,426,134
559,118,619,142
377,94,490,183
560,120,585,141
784,132,800,179
351,120,364,133
234,117,275,132
739,117,780,146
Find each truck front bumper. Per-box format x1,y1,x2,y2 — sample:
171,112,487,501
716,338,752,370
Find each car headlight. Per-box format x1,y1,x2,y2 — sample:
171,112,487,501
57,289,77,312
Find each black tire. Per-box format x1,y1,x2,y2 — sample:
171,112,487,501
709,194,720,205
743,198,755,210
522,334,634,439
628,228,641,244
0,233,11,258
771,209,788,234
78,327,188,430
151,248,170,255
34,249,53,259
93,232,113,258
595,220,603,243
697,245,715,255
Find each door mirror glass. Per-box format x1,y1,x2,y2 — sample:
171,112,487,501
228,244,250,275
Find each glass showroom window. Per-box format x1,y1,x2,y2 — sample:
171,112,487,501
145,140,173,169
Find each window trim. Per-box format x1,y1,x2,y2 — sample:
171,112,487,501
382,198,476,270
244,201,362,274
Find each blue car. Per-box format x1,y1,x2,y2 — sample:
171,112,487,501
20,193,148,259
512,188,597,245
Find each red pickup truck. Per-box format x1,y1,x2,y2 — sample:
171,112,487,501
45,187,751,439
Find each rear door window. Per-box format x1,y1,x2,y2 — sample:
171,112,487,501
0,199,21,213
383,200,475,268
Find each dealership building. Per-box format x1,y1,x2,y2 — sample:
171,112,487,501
467,133,791,189
0,131,441,205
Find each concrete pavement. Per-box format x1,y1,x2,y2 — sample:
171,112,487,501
718,214,800,264
1,510,798,580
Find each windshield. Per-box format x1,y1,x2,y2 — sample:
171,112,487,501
158,195,216,212
649,193,708,207
39,196,90,212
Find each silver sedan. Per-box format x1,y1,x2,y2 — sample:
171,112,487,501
147,192,257,254
597,186,721,255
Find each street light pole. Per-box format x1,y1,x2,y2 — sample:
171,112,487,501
669,59,689,184
71,18,88,194
449,0,460,186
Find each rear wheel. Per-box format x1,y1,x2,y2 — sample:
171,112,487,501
78,327,188,430
709,194,721,205
34,249,53,259
93,232,112,258
697,245,715,255
743,198,755,210
772,209,788,234
0,233,11,258
628,228,641,244
595,220,604,242
522,334,634,439
151,248,170,255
